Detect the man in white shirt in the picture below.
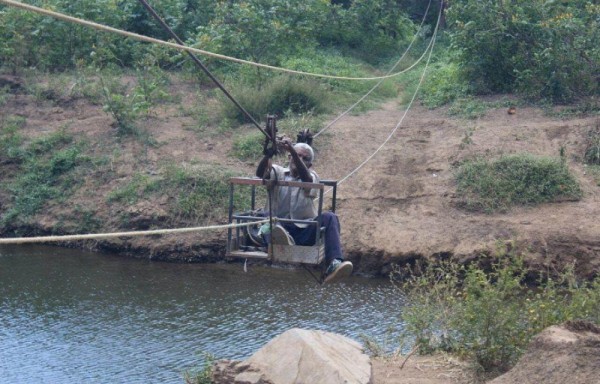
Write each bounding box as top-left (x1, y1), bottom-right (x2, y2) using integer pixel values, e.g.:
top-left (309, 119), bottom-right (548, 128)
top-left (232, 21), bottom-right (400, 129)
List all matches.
top-left (256, 139), bottom-right (347, 277)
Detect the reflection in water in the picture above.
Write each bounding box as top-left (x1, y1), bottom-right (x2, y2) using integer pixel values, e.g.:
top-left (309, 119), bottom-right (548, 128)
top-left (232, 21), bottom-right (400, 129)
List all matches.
top-left (0, 245), bottom-right (405, 383)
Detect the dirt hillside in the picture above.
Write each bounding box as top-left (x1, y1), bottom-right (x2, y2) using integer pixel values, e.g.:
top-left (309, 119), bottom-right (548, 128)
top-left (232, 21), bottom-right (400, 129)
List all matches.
top-left (320, 101), bottom-right (600, 279)
top-left (1, 74), bottom-right (599, 279)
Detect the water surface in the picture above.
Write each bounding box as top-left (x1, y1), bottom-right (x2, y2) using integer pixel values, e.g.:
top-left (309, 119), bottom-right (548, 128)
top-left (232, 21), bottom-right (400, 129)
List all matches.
top-left (0, 245), bottom-right (405, 383)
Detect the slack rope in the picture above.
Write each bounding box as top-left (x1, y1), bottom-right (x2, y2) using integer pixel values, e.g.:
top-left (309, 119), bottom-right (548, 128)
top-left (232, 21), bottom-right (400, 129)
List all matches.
top-left (0, 0), bottom-right (432, 81)
top-left (0, 219), bottom-right (269, 244)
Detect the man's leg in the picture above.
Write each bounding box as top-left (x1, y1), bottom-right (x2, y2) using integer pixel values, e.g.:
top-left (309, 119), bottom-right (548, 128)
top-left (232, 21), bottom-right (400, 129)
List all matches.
top-left (282, 212), bottom-right (343, 262)
top-left (282, 222), bottom-right (315, 246)
top-left (321, 211), bottom-right (343, 264)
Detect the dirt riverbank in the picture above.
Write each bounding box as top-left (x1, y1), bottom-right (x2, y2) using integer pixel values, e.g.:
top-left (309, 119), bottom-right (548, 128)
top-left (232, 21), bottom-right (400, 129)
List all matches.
top-left (1, 73), bottom-right (598, 279)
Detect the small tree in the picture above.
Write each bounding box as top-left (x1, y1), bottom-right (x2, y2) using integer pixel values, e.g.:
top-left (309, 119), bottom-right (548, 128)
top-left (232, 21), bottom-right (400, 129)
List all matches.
top-left (447, 0), bottom-right (600, 102)
top-left (192, 0), bottom-right (327, 85)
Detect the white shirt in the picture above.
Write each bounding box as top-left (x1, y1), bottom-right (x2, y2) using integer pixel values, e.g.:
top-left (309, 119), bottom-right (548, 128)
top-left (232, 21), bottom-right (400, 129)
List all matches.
top-left (268, 164), bottom-right (319, 227)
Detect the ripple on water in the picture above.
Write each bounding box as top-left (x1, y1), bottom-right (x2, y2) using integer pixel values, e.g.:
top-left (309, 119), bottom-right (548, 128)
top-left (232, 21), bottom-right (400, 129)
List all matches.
top-left (0, 245), bottom-right (406, 383)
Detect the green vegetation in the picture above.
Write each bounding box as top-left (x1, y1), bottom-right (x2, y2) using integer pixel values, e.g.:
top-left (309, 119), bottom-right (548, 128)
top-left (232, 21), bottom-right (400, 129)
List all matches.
top-left (161, 164), bottom-right (240, 222)
top-left (183, 353), bottom-right (214, 384)
top-left (1, 0), bottom-right (598, 110)
top-left (107, 173), bottom-right (157, 205)
top-left (585, 123), bottom-right (600, 186)
top-left (419, 59), bottom-right (470, 109)
top-left (0, 0), bottom-right (596, 231)
top-left (0, 115), bottom-right (25, 161)
top-left (585, 122), bottom-right (600, 166)
top-left (232, 131), bottom-right (264, 163)
top-left (105, 163), bottom-right (251, 225)
top-left (394, 255), bottom-right (600, 373)
top-left (447, 1), bottom-right (600, 103)
top-left (455, 153), bottom-right (582, 213)
top-left (221, 76), bottom-right (329, 124)
top-left (0, 127), bottom-right (90, 226)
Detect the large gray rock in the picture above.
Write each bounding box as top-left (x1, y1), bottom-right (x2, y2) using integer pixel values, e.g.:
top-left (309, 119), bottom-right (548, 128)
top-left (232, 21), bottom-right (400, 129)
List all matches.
top-left (213, 328), bottom-right (372, 384)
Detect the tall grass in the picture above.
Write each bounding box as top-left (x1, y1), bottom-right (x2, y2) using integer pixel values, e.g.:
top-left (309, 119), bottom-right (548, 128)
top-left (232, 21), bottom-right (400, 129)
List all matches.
top-left (220, 75), bottom-right (329, 124)
top-left (455, 153), bottom-right (582, 213)
top-left (584, 122), bottom-right (600, 165)
top-left (1, 128), bottom-right (90, 226)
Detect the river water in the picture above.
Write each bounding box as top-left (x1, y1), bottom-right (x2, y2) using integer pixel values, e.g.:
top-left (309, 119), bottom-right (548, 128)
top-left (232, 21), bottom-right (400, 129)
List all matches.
top-left (0, 245), bottom-right (406, 383)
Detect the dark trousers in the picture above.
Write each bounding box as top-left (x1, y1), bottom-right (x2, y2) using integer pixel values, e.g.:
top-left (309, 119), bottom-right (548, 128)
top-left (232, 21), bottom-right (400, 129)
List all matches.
top-left (282, 211), bottom-right (343, 264)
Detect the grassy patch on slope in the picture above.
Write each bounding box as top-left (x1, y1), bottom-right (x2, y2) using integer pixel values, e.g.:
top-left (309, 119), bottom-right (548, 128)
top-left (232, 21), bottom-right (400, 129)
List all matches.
top-left (455, 153), bottom-right (582, 213)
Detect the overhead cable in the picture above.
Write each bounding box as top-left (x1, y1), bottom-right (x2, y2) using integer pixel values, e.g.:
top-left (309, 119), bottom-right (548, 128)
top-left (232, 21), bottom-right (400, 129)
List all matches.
top-left (136, 0), bottom-right (266, 136)
top-left (0, 0), bottom-right (436, 81)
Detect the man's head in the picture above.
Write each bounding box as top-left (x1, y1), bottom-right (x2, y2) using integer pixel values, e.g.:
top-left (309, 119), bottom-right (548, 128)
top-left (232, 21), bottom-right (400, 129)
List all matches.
top-left (293, 143), bottom-right (314, 165)
top-left (288, 142), bottom-right (314, 176)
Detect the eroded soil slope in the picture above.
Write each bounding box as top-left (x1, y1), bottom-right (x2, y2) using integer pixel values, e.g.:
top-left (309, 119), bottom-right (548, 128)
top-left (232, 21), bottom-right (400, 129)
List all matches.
top-left (1, 74), bottom-right (599, 278)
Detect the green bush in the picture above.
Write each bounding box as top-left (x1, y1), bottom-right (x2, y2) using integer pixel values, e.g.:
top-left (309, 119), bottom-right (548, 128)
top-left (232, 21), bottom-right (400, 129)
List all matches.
top-left (455, 153), bottom-right (582, 213)
top-left (393, 256), bottom-right (600, 373)
top-left (317, 0), bottom-right (416, 64)
top-left (1, 130), bottom-right (89, 225)
top-left (221, 76), bottom-right (328, 124)
top-left (97, 65), bottom-right (164, 138)
top-left (447, 1), bottom-right (600, 102)
top-left (420, 61), bottom-right (471, 109)
top-left (0, 1), bottom-right (136, 71)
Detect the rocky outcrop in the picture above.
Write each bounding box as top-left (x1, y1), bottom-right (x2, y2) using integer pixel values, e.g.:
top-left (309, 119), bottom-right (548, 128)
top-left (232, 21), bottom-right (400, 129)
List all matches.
top-left (488, 321), bottom-right (600, 384)
top-left (212, 328), bottom-right (372, 384)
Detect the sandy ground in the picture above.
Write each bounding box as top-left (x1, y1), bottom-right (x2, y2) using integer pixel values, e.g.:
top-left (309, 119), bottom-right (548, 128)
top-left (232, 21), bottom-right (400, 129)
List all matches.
top-left (372, 354), bottom-right (480, 384)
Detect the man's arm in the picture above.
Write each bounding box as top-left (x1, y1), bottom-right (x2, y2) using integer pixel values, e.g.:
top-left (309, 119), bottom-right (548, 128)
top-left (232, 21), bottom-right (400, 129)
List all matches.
top-left (256, 154), bottom-right (272, 179)
top-left (288, 148), bottom-right (312, 183)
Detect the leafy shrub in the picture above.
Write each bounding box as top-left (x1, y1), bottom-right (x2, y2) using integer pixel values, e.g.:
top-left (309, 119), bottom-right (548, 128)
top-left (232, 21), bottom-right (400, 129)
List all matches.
top-left (0, 1), bottom-right (135, 71)
top-left (97, 65), bottom-right (165, 138)
top-left (99, 74), bottom-right (139, 135)
top-left (455, 153), bottom-right (582, 213)
top-left (447, 1), bottom-right (600, 102)
top-left (393, 256), bottom-right (600, 373)
top-left (194, 0), bottom-right (326, 69)
top-left (420, 61), bottom-right (470, 108)
top-left (317, 0), bottom-right (416, 64)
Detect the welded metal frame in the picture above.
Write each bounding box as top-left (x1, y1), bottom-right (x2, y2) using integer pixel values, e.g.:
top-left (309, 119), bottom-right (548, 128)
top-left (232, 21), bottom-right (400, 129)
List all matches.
top-left (226, 177), bottom-right (337, 265)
